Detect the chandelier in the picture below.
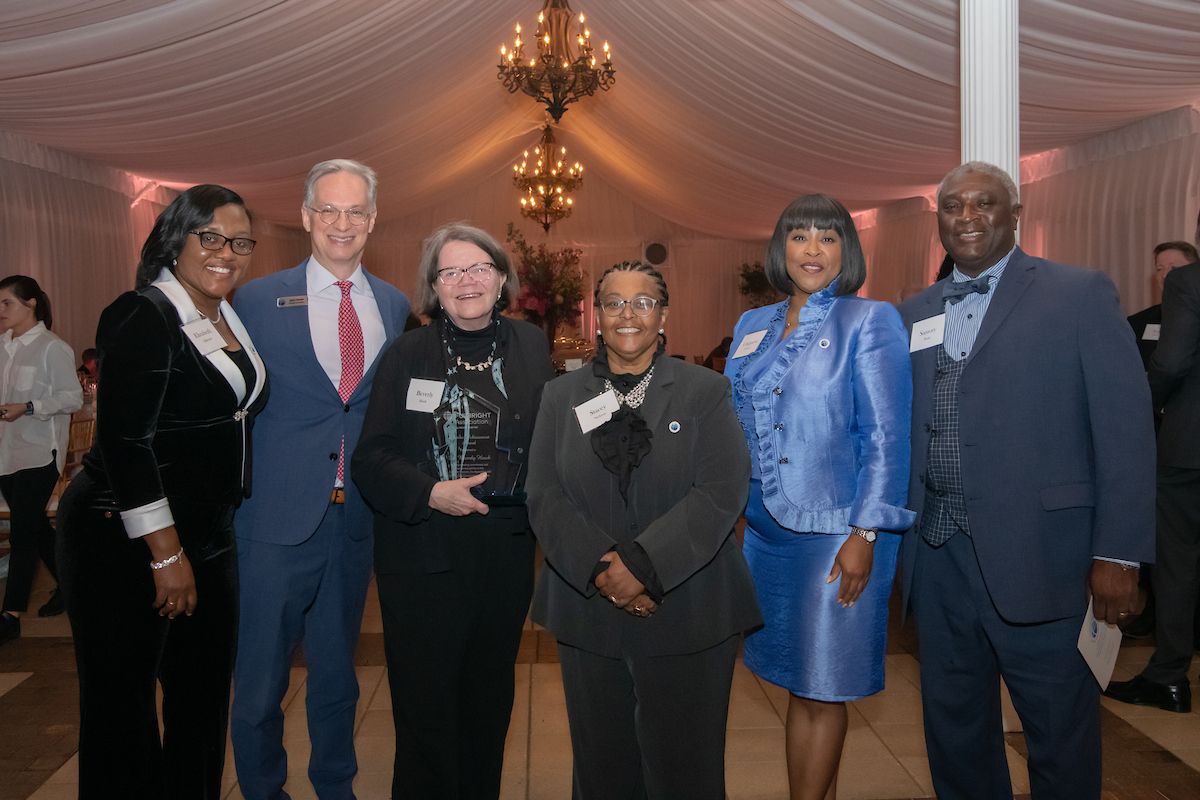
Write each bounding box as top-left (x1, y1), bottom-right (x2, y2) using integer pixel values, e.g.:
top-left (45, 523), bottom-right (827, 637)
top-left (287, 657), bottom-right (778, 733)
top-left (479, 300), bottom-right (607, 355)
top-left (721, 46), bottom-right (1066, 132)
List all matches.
top-left (513, 125), bottom-right (583, 232)
top-left (498, 0), bottom-right (615, 123)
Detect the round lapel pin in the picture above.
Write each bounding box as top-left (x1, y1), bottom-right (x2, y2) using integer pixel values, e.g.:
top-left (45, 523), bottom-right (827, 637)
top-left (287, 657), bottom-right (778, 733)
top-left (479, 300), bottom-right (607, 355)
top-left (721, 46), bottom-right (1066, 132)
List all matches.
top-left (818, 338), bottom-right (831, 349)
top-left (668, 420), bottom-right (681, 434)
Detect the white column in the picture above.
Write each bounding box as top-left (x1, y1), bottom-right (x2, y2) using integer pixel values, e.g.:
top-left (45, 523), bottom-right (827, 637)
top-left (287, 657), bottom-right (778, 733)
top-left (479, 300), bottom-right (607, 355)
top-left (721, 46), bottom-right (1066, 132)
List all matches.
top-left (960, 0), bottom-right (1020, 190)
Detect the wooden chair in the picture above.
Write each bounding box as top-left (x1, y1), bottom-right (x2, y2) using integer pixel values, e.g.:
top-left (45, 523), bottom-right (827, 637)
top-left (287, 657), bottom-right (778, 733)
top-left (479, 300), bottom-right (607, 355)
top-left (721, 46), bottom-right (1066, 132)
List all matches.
top-left (49, 417), bottom-right (96, 516)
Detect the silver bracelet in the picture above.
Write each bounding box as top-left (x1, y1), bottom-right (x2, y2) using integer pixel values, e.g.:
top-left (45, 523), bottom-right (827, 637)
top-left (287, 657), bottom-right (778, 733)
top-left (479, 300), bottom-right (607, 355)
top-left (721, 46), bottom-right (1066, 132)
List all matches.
top-left (150, 547), bottom-right (184, 571)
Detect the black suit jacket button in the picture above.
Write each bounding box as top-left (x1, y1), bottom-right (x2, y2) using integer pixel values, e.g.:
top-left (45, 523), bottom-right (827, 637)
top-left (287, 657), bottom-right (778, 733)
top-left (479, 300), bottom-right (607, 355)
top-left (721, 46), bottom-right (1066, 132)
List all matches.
top-left (344, 404), bottom-right (350, 412)
top-left (924, 423), bottom-right (931, 432)
top-left (329, 453), bottom-right (338, 461)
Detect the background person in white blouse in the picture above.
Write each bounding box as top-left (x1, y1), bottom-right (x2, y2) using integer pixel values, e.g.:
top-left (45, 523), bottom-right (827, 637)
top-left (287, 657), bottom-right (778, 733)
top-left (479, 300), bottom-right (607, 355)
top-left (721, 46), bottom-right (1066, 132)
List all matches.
top-left (0, 275), bottom-right (81, 645)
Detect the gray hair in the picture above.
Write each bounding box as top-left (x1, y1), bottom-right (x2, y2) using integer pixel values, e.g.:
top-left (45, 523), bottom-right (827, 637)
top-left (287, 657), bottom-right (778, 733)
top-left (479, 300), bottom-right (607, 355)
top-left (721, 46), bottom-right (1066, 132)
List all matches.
top-left (303, 159), bottom-right (378, 210)
top-left (937, 161), bottom-right (1020, 206)
top-left (414, 223), bottom-right (519, 319)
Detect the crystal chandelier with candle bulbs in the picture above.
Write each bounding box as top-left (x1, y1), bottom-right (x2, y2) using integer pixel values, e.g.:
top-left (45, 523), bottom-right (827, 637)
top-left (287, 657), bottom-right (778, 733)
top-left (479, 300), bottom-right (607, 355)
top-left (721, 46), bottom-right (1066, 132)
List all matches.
top-left (498, 0), bottom-right (615, 123)
top-left (513, 125), bottom-right (583, 232)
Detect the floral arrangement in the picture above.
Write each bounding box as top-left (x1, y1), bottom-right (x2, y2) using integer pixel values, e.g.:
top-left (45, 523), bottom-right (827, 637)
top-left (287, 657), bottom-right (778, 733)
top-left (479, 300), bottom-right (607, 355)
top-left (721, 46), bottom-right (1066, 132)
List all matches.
top-left (507, 223), bottom-right (586, 337)
top-left (739, 261), bottom-right (782, 308)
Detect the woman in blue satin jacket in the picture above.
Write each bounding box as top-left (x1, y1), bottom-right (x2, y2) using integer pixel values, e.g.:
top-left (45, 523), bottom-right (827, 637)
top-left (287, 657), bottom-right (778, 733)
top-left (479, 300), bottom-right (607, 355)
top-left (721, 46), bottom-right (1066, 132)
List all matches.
top-left (725, 194), bottom-right (914, 800)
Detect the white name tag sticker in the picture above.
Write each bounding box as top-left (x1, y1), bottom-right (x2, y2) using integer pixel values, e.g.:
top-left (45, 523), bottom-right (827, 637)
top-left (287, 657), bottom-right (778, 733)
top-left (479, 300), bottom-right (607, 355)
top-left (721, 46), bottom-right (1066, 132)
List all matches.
top-left (1142, 324), bottom-right (1161, 341)
top-left (732, 330), bottom-right (768, 359)
top-left (564, 358), bottom-right (584, 372)
top-left (910, 314), bottom-right (946, 352)
top-left (405, 379), bottom-right (445, 413)
top-left (181, 318), bottom-right (225, 356)
top-left (574, 389), bottom-right (620, 434)
top-left (277, 295), bottom-right (308, 308)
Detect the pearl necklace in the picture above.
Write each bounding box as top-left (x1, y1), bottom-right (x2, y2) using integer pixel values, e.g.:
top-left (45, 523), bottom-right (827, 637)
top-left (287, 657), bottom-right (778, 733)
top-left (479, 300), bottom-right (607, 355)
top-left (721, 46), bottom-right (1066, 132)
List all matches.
top-left (455, 354), bottom-right (495, 372)
top-left (605, 365), bottom-right (655, 409)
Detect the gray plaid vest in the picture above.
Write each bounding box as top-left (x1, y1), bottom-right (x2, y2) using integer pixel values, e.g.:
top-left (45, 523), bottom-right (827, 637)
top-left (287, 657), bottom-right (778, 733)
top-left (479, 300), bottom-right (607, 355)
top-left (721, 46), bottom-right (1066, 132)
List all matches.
top-left (920, 347), bottom-right (971, 546)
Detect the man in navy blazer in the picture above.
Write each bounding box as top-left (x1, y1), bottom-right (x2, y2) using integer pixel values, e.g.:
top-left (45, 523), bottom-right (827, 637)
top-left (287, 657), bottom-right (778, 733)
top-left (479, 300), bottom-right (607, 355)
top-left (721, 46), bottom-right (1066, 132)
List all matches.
top-left (897, 162), bottom-right (1155, 800)
top-left (230, 160), bottom-right (410, 800)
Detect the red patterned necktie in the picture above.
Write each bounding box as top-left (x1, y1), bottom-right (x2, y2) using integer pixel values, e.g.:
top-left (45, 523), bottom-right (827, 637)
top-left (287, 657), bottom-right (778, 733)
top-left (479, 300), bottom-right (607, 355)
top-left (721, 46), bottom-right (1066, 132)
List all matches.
top-left (336, 280), bottom-right (364, 483)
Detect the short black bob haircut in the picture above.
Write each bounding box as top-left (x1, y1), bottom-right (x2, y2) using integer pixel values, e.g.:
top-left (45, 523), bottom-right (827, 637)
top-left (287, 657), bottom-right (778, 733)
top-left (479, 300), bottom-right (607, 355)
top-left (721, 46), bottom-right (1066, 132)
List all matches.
top-left (764, 194), bottom-right (866, 298)
top-left (135, 185), bottom-right (249, 289)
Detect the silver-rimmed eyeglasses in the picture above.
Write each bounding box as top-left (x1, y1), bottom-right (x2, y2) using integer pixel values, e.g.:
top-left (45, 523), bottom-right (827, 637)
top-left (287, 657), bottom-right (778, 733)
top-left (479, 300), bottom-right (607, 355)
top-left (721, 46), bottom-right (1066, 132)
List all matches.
top-left (190, 231), bottom-right (256, 256)
top-left (598, 296), bottom-right (660, 317)
top-left (437, 263), bottom-right (497, 285)
top-left (306, 206), bottom-right (372, 226)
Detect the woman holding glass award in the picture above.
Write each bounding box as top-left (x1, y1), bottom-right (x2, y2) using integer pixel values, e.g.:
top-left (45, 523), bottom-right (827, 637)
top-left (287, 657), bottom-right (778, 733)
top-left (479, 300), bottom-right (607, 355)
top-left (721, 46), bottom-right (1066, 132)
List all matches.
top-left (353, 222), bottom-right (554, 800)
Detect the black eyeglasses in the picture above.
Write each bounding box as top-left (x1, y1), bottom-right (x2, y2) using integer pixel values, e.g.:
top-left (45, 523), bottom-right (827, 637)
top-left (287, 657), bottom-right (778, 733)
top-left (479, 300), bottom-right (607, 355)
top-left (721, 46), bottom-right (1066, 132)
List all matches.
top-left (437, 263), bottom-right (497, 285)
top-left (190, 231), bottom-right (256, 256)
top-left (598, 296), bottom-right (660, 317)
top-left (306, 206), bottom-right (372, 226)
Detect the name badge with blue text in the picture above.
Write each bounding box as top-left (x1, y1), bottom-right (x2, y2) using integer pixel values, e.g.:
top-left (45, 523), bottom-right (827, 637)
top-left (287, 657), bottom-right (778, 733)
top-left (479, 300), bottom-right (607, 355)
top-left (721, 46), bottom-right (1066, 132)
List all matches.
top-left (574, 390), bottom-right (620, 434)
top-left (181, 318), bottom-right (224, 356)
top-left (1142, 324), bottom-right (1161, 341)
top-left (277, 295), bottom-right (309, 308)
top-left (732, 330), bottom-right (768, 358)
top-left (406, 379), bottom-right (446, 413)
top-left (910, 314), bottom-right (946, 353)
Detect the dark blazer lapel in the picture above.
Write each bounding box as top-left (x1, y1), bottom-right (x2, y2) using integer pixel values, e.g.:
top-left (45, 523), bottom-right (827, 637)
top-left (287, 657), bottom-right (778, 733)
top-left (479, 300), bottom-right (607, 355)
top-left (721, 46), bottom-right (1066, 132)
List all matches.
top-left (352, 269), bottom-right (396, 401)
top-left (965, 248), bottom-right (1035, 367)
top-left (282, 262), bottom-right (341, 403)
top-left (908, 289), bottom-right (943, 396)
top-left (638, 354), bottom-right (678, 434)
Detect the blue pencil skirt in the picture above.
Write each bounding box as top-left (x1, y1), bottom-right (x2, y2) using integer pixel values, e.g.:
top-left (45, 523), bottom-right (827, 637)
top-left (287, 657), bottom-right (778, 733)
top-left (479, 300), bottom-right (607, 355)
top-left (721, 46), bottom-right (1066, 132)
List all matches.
top-left (742, 480), bottom-right (899, 702)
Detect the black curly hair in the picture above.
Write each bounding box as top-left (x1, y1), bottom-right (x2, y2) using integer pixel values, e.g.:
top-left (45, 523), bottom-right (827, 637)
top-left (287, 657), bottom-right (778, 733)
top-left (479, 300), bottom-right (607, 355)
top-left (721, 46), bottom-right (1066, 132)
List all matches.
top-left (593, 260), bottom-right (669, 307)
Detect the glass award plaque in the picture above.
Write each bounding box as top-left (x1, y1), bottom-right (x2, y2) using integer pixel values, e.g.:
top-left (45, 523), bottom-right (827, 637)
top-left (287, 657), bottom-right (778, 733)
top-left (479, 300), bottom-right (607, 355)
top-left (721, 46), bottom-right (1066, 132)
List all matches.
top-left (432, 386), bottom-right (524, 504)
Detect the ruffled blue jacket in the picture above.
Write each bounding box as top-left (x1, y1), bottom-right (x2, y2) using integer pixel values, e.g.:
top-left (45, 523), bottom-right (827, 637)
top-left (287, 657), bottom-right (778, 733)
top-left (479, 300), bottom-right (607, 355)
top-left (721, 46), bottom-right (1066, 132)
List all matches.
top-left (726, 285), bottom-right (915, 535)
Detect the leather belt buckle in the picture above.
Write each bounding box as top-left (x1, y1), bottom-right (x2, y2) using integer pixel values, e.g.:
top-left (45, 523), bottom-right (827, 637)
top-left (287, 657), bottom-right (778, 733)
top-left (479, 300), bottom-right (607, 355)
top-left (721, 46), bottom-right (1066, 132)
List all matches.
top-left (330, 488), bottom-right (345, 504)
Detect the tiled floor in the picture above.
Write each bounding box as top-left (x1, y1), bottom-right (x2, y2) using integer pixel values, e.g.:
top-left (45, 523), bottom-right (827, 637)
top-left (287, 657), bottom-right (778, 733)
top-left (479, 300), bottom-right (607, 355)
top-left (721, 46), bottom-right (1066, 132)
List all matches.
top-left (3, 561), bottom-right (1200, 800)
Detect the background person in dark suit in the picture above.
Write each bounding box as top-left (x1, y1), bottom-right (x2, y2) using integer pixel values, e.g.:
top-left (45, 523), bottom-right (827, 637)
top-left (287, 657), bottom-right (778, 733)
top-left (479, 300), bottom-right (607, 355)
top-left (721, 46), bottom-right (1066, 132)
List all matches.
top-left (1105, 236), bottom-right (1200, 714)
top-left (1127, 242), bottom-right (1197, 370)
top-left (353, 223), bottom-right (555, 799)
top-left (1120, 241), bottom-right (1197, 640)
top-left (897, 162), bottom-right (1155, 800)
top-left (527, 261), bottom-right (761, 800)
top-left (230, 160), bottom-right (410, 800)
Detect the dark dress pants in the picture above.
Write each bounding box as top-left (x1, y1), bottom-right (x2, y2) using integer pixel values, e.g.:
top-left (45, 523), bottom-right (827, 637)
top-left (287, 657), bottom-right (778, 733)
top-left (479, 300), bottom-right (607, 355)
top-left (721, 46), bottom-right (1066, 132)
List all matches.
top-left (912, 531), bottom-right (1101, 800)
top-left (0, 457), bottom-right (60, 612)
top-left (57, 474), bottom-right (239, 800)
top-left (231, 503), bottom-right (373, 800)
top-left (1142, 466), bottom-right (1200, 685)
top-left (557, 634), bottom-right (739, 800)
top-left (377, 524), bottom-right (535, 800)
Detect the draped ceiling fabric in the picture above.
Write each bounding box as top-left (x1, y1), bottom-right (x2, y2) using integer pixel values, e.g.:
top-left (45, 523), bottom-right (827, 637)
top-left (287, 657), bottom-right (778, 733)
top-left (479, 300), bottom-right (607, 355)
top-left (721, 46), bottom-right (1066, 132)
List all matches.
top-left (2, 0), bottom-right (1200, 358)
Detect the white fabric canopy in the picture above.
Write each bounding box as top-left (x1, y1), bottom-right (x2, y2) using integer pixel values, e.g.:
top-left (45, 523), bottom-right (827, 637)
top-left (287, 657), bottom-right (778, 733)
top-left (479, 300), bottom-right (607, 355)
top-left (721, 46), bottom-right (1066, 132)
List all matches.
top-left (2, 0), bottom-right (1200, 361)
top-left (2, 0), bottom-right (1198, 237)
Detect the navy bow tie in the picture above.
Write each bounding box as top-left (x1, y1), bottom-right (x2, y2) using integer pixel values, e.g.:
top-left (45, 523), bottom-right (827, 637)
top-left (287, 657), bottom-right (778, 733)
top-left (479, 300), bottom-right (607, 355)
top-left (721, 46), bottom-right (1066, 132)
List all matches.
top-left (942, 275), bottom-right (992, 305)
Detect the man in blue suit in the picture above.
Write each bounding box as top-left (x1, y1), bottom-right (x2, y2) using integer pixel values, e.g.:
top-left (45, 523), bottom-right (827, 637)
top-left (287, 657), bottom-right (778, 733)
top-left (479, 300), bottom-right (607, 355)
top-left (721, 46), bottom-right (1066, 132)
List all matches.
top-left (230, 159), bottom-right (411, 800)
top-left (897, 162), bottom-right (1155, 799)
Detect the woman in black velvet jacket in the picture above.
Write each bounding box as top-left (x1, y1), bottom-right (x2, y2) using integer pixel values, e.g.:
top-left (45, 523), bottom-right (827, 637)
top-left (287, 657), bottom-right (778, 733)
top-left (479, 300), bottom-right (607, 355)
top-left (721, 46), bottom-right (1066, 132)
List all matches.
top-left (57, 186), bottom-right (268, 800)
top-left (353, 222), bottom-right (554, 800)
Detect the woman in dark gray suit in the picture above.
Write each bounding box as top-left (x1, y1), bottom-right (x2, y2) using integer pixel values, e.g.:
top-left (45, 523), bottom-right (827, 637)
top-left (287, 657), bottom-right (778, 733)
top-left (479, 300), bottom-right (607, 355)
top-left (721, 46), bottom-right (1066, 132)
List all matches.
top-left (527, 260), bottom-right (761, 800)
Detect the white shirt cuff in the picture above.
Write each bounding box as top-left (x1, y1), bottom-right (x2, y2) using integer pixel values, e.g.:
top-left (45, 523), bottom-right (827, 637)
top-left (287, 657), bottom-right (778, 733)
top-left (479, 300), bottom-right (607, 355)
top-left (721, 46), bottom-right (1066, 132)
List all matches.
top-left (119, 498), bottom-right (175, 539)
top-left (1092, 556), bottom-right (1139, 568)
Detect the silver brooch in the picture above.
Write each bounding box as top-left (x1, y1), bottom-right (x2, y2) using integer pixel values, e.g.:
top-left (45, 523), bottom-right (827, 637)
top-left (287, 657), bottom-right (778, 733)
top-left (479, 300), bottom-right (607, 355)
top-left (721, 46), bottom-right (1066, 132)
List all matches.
top-left (818, 338), bottom-right (831, 349)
